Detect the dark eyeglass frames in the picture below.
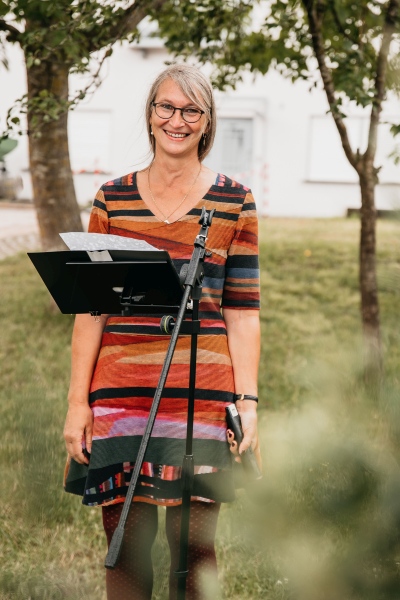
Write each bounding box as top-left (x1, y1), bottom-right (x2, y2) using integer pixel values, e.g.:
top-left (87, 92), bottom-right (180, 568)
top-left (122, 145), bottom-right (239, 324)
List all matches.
top-left (152, 102), bottom-right (205, 123)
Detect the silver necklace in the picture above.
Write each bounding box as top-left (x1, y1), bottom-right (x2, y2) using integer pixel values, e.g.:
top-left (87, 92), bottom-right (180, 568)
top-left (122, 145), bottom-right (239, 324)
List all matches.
top-left (147, 163), bottom-right (202, 225)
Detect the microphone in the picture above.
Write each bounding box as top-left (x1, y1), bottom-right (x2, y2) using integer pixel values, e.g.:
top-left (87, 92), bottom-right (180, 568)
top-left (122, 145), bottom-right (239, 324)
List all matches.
top-left (226, 404), bottom-right (262, 480)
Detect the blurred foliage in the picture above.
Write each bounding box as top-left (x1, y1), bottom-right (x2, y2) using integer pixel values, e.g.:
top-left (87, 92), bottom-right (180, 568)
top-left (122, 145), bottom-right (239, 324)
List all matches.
top-left (0, 0), bottom-right (141, 71)
top-left (0, 0), bottom-right (147, 137)
top-left (151, 0), bottom-right (255, 89)
top-left (233, 377), bottom-right (400, 600)
top-left (155, 0), bottom-right (400, 173)
top-left (1, 1), bottom-right (399, 137)
top-left (3, 0), bottom-right (397, 130)
top-left (156, 0), bottom-right (400, 103)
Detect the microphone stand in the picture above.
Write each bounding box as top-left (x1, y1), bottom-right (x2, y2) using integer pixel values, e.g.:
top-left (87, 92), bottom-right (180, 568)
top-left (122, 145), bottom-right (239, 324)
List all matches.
top-left (105, 207), bottom-right (215, 600)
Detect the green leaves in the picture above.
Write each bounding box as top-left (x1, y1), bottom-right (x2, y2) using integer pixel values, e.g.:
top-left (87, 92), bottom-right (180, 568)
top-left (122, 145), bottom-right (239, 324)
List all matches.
top-left (1, 1), bottom-right (151, 136)
top-left (2, 0), bottom-right (399, 131)
top-left (386, 53), bottom-right (400, 93)
top-left (1, 95), bottom-right (27, 141)
top-left (390, 123), bottom-right (400, 137)
top-left (155, 0), bottom-right (255, 89)
top-left (154, 0), bottom-right (399, 103)
top-left (5, 1), bottom-right (145, 64)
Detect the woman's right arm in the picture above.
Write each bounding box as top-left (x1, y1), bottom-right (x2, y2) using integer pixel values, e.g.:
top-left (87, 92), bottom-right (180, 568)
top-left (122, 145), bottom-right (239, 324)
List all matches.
top-left (63, 313), bottom-right (108, 465)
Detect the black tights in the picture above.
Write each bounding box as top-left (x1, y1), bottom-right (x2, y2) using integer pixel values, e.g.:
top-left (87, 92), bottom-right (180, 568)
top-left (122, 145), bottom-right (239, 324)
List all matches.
top-left (102, 501), bottom-right (221, 600)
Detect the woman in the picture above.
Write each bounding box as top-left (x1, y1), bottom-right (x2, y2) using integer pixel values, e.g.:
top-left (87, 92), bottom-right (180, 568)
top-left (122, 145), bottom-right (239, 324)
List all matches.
top-left (64, 64), bottom-right (261, 600)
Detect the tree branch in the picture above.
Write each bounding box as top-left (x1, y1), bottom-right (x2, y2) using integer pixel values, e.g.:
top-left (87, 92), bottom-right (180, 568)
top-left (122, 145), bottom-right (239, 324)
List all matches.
top-left (103, 0), bottom-right (147, 42)
top-left (365, 0), bottom-right (399, 163)
top-left (302, 0), bottom-right (358, 170)
top-left (0, 19), bottom-right (22, 43)
top-left (87, 0), bottom-right (167, 53)
top-left (327, 0), bottom-right (358, 45)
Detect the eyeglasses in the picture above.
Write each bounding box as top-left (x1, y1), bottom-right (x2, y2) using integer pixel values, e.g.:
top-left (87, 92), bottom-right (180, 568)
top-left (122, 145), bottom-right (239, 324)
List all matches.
top-left (152, 102), bottom-right (205, 123)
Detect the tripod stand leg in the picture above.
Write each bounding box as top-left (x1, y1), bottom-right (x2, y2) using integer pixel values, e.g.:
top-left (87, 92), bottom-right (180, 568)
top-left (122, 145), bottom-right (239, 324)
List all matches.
top-left (175, 298), bottom-right (199, 600)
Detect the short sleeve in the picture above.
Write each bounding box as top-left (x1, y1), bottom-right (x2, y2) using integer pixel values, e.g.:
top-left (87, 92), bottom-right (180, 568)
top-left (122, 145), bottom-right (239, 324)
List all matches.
top-left (221, 191), bottom-right (260, 310)
top-left (88, 187), bottom-right (109, 234)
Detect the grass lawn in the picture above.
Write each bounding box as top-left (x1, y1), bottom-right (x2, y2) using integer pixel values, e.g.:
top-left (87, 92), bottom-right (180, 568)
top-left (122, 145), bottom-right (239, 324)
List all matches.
top-left (0, 217), bottom-right (399, 599)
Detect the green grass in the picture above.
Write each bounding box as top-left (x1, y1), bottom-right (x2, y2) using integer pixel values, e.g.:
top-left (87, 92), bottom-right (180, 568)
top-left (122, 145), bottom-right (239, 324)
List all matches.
top-left (0, 218), bottom-right (399, 599)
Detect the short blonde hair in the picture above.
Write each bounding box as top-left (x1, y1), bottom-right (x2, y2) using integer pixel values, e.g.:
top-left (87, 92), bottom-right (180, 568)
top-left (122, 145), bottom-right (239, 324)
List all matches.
top-left (145, 64), bottom-right (216, 162)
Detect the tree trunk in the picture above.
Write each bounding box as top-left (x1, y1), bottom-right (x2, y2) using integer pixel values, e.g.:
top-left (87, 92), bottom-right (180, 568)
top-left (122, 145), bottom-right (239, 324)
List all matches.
top-left (26, 60), bottom-right (83, 250)
top-left (358, 163), bottom-right (382, 379)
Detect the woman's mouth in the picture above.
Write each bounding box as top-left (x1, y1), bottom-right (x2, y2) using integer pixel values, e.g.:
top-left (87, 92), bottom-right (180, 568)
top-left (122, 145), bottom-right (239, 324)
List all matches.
top-left (164, 130), bottom-right (189, 139)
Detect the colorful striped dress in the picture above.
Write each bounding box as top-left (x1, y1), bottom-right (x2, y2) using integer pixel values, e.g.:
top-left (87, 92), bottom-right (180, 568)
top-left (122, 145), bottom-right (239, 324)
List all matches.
top-left (64, 172), bottom-right (260, 507)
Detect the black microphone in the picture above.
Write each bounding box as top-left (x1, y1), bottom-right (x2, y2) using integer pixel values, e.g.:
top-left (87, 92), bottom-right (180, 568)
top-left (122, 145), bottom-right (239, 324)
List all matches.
top-left (226, 404), bottom-right (262, 480)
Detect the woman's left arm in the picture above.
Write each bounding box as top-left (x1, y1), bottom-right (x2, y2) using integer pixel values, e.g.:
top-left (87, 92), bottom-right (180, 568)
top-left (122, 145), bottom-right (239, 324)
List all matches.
top-left (224, 308), bottom-right (261, 464)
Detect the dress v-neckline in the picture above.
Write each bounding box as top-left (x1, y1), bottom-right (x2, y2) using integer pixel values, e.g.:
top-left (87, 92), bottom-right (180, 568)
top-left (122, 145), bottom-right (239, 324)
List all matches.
top-left (134, 171), bottom-right (220, 225)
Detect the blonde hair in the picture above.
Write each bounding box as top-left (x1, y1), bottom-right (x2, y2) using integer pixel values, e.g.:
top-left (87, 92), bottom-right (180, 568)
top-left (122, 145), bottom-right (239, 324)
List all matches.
top-left (145, 64), bottom-right (216, 162)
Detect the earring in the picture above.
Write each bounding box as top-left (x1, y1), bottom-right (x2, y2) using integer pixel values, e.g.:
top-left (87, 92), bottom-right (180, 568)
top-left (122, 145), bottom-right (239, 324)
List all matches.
top-left (202, 133), bottom-right (207, 143)
top-left (150, 127), bottom-right (154, 136)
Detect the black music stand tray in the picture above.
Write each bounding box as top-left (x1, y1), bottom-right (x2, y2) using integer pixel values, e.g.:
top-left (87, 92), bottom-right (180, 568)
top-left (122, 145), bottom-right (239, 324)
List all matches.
top-left (28, 207), bottom-right (215, 600)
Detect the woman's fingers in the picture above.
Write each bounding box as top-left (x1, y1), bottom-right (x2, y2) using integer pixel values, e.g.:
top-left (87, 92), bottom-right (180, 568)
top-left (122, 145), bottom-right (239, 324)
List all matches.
top-left (240, 426), bottom-right (262, 471)
top-left (237, 409), bottom-right (257, 454)
top-left (227, 429), bottom-right (237, 452)
top-left (66, 440), bottom-right (88, 465)
top-left (64, 432), bottom-right (90, 464)
top-left (85, 424), bottom-right (93, 456)
top-left (227, 427), bottom-right (262, 472)
top-left (226, 429), bottom-right (241, 462)
top-left (227, 406), bottom-right (263, 472)
top-left (64, 404), bottom-right (93, 465)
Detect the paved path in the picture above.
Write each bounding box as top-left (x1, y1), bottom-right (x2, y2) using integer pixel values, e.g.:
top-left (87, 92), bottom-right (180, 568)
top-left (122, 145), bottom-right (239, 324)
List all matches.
top-left (0, 203), bottom-right (89, 260)
top-left (0, 204), bottom-right (38, 260)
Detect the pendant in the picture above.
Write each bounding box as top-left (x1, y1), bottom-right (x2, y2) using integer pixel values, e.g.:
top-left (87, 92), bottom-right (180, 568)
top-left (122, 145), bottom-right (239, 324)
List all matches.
top-left (164, 219), bottom-right (170, 224)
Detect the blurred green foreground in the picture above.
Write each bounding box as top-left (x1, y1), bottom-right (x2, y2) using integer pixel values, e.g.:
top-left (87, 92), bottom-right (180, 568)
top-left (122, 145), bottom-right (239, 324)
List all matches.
top-left (0, 218), bottom-right (399, 599)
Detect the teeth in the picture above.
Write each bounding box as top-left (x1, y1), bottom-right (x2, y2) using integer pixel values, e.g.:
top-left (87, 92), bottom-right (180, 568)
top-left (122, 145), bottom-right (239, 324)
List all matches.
top-left (166, 132), bottom-right (187, 138)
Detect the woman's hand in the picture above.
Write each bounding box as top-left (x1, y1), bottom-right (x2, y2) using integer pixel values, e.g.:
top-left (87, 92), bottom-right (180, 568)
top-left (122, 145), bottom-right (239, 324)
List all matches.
top-left (64, 402), bottom-right (93, 465)
top-left (227, 400), bottom-right (262, 470)
top-left (64, 313), bottom-right (108, 465)
top-left (223, 309), bottom-right (262, 470)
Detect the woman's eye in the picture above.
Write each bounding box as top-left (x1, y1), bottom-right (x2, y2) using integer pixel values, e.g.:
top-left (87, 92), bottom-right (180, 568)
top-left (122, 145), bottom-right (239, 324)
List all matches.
top-left (161, 103), bottom-right (173, 110)
top-left (185, 108), bottom-right (200, 115)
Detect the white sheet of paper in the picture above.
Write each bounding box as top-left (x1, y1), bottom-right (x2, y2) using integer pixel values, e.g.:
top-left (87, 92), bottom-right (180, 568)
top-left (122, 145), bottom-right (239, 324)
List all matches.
top-left (60, 232), bottom-right (160, 252)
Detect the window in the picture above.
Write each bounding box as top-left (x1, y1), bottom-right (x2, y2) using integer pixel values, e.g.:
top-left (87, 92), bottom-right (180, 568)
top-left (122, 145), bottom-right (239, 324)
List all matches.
top-left (205, 118), bottom-right (254, 189)
top-left (307, 115), bottom-right (400, 184)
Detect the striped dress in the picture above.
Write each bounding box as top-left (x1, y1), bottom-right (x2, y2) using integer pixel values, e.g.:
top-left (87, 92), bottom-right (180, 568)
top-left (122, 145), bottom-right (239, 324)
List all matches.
top-left (64, 172), bottom-right (260, 507)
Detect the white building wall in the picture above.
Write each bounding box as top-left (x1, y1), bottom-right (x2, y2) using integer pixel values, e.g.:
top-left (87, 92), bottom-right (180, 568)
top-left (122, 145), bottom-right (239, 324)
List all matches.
top-left (1, 40), bottom-right (399, 216)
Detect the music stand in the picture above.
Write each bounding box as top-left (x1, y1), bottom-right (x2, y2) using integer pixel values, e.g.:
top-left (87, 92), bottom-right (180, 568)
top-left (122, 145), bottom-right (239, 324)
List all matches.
top-left (28, 247), bottom-right (184, 315)
top-left (28, 207), bottom-right (215, 600)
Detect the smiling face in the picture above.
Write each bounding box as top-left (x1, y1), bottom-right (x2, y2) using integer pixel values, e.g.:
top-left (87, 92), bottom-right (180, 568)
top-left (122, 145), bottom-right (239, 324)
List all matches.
top-left (150, 78), bottom-right (207, 161)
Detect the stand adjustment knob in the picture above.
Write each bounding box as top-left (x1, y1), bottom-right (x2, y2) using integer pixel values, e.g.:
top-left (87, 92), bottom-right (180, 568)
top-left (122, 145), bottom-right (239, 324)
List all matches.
top-left (160, 315), bottom-right (175, 334)
top-left (179, 264), bottom-right (189, 286)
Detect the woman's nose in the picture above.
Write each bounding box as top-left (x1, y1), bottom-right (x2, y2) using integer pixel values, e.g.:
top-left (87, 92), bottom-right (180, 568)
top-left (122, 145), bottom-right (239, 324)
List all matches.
top-left (169, 109), bottom-right (185, 127)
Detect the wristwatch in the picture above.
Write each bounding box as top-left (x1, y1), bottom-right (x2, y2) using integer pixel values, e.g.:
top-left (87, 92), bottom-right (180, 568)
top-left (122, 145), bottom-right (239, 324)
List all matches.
top-left (234, 394), bottom-right (258, 403)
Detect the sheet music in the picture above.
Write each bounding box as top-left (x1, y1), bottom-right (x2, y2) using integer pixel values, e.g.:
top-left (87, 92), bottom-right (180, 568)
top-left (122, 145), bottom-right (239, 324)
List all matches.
top-left (60, 232), bottom-right (160, 252)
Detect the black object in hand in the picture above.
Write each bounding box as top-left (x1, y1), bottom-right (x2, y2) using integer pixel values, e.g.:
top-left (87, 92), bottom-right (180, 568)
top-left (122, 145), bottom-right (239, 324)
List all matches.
top-left (226, 404), bottom-right (262, 480)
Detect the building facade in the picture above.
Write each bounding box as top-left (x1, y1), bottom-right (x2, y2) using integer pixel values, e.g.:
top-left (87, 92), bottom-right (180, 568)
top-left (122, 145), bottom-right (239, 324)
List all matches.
top-left (1, 33), bottom-right (400, 217)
